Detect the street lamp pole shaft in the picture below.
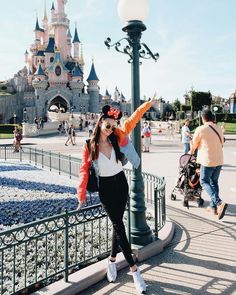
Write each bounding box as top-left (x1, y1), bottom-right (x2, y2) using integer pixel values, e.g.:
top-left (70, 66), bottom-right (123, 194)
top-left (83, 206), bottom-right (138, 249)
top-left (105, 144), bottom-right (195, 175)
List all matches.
top-left (125, 22), bottom-right (152, 247)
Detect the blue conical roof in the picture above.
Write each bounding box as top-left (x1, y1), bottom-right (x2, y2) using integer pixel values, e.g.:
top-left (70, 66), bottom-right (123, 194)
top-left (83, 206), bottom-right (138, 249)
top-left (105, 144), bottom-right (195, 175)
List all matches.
top-left (35, 17), bottom-right (44, 32)
top-left (72, 64), bottom-right (83, 77)
top-left (36, 50), bottom-right (45, 56)
top-left (35, 64), bottom-right (45, 76)
top-left (45, 36), bottom-right (55, 53)
top-left (51, 2), bottom-right (55, 10)
top-left (87, 62), bottom-right (99, 81)
top-left (105, 89), bottom-right (110, 96)
top-left (72, 27), bottom-right (80, 43)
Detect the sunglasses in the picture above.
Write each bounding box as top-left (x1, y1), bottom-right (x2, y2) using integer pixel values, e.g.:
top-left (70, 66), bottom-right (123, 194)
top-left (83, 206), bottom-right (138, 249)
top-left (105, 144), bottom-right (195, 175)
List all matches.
top-left (105, 123), bottom-right (116, 131)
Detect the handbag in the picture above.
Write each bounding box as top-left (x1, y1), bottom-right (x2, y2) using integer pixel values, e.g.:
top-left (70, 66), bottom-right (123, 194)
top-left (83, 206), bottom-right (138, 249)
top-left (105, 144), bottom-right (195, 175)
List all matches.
top-left (86, 140), bottom-right (99, 193)
top-left (86, 162), bottom-right (99, 193)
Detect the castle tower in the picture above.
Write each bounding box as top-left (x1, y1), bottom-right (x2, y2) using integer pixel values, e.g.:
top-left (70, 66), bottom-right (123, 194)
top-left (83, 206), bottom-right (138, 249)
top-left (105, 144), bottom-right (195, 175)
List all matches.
top-left (44, 35), bottom-right (55, 66)
top-left (66, 28), bottom-right (72, 59)
top-left (113, 86), bottom-right (120, 101)
top-left (72, 27), bottom-right (80, 62)
top-left (103, 89), bottom-right (111, 100)
top-left (79, 43), bottom-right (85, 73)
top-left (87, 61), bottom-right (99, 113)
top-left (34, 17), bottom-right (44, 47)
top-left (21, 0), bottom-right (102, 123)
top-left (42, 1), bottom-right (49, 46)
top-left (51, 0), bottom-right (69, 60)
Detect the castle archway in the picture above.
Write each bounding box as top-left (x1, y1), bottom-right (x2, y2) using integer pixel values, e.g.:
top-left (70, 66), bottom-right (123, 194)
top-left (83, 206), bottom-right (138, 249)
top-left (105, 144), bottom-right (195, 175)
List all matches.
top-left (48, 96), bottom-right (69, 113)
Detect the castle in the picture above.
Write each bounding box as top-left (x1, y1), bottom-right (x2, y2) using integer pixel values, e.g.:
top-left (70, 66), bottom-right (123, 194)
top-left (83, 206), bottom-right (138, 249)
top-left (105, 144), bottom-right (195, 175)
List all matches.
top-left (0, 0), bottom-right (132, 124)
top-left (25, 0), bottom-right (100, 123)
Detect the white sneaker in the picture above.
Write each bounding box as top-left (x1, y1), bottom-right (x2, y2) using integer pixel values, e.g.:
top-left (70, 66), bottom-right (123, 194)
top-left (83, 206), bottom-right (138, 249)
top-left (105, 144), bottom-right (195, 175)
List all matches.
top-left (132, 268), bottom-right (147, 294)
top-left (107, 259), bottom-right (117, 282)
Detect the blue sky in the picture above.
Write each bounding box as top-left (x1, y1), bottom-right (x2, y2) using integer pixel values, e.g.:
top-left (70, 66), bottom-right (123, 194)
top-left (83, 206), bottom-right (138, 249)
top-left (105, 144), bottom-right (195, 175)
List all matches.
top-left (0, 0), bottom-right (235, 102)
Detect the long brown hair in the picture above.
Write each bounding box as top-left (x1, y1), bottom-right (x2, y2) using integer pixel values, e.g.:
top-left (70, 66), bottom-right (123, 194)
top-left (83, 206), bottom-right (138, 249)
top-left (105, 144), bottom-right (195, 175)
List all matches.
top-left (88, 116), bottom-right (123, 162)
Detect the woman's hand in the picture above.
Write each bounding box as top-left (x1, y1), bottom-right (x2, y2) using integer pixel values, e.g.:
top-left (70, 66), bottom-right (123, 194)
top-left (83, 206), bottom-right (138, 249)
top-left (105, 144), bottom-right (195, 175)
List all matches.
top-left (150, 92), bottom-right (158, 107)
top-left (77, 201), bottom-right (84, 210)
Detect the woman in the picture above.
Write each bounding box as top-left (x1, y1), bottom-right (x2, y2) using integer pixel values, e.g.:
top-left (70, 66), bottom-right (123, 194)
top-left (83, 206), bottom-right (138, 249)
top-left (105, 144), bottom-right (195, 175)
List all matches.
top-left (77, 94), bottom-right (157, 294)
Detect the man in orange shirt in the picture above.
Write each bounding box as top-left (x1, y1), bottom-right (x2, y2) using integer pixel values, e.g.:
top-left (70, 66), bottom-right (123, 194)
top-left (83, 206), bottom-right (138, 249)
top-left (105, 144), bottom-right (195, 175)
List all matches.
top-left (189, 110), bottom-right (228, 219)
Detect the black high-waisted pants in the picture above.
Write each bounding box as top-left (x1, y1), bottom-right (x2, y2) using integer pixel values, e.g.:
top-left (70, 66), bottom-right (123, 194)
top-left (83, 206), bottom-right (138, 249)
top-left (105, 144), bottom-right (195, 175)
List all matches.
top-left (99, 171), bottom-right (135, 267)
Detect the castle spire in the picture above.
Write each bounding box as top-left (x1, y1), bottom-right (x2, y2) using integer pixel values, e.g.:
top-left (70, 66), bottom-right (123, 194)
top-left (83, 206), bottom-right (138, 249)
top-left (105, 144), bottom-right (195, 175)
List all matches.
top-left (35, 63), bottom-right (45, 76)
top-left (87, 60), bottom-right (99, 81)
top-left (43, 0), bottom-right (48, 21)
top-left (72, 27), bottom-right (80, 43)
top-left (51, 1), bottom-right (55, 10)
top-left (35, 17), bottom-right (44, 32)
top-left (35, 17), bottom-right (40, 31)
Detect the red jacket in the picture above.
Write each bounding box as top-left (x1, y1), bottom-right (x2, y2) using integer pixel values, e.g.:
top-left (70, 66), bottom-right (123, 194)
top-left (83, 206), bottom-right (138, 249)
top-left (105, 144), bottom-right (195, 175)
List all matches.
top-left (77, 101), bottom-right (151, 202)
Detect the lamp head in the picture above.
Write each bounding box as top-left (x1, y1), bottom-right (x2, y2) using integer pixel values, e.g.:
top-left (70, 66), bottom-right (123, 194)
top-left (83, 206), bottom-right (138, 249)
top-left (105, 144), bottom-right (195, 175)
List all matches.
top-left (118, 0), bottom-right (149, 23)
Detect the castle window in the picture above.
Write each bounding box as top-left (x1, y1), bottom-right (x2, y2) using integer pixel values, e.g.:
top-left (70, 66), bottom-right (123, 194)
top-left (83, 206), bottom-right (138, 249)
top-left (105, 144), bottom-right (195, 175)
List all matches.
top-left (55, 66), bottom-right (61, 76)
top-left (50, 57), bottom-right (54, 63)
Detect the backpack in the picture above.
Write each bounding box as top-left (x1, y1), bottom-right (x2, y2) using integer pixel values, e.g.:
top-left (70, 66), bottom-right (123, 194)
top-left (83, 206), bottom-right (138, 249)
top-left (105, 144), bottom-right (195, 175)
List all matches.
top-left (145, 130), bottom-right (151, 138)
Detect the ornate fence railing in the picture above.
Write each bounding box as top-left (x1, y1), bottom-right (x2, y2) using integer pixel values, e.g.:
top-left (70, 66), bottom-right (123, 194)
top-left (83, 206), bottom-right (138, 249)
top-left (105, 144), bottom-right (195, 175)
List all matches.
top-left (0, 145), bottom-right (166, 295)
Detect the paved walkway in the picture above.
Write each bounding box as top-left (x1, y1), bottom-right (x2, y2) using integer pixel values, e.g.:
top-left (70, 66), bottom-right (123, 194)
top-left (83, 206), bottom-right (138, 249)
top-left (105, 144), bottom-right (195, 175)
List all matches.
top-left (1, 132), bottom-right (236, 294)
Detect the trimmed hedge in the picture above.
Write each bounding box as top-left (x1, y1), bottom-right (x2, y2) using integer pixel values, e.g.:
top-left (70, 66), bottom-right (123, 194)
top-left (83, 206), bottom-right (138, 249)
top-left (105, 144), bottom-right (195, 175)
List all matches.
top-left (0, 124), bottom-right (21, 134)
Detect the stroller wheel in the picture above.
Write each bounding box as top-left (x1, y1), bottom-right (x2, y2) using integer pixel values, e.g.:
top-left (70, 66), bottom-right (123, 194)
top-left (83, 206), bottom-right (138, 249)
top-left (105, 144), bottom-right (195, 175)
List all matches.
top-left (183, 200), bottom-right (189, 208)
top-left (171, 193), bottom-right (176, 201)
top-left (197, 198), bottom-right (204, 207)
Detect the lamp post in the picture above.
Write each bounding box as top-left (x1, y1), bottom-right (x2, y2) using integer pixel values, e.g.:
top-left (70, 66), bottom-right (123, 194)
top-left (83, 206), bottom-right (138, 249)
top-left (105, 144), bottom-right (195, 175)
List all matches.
top-left (105, 0), bottom-right (159, 247)
top-left (213, 106), bottom-right (218, 123)
top-left (13, 112), bottom-right (16, 125)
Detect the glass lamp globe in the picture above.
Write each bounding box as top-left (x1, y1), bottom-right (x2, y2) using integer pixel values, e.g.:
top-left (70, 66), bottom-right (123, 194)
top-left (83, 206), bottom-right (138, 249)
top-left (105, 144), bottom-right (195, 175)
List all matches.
top-left (118, 0), bottom-right (149, 23)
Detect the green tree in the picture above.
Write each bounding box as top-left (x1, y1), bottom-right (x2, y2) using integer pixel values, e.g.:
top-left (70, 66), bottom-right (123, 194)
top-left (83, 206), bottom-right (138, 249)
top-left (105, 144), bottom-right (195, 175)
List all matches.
top-left (171, 98), bottom-right (181, 112)
top-left (190, 91), bottom-right (212, 111)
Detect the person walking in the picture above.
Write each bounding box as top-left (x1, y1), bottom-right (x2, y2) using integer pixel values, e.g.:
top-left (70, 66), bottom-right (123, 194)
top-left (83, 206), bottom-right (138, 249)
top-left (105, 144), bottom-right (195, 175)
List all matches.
top-left (142, 121), bottom-right (151, 152)
top-left (77, 94), bottom-right (157, 294)
top-left (64, 120), bottom-right (69, 136)
top-left (65, 124), bottom-right (76, 146)
top-left (181, 119), bottom-right (192, 154)
top-left (189, 110), bottom-right (227, 220)
top-left (88, 122), bottom-right (93, 137)
top-left (14, 128), bottom-right (23, 152)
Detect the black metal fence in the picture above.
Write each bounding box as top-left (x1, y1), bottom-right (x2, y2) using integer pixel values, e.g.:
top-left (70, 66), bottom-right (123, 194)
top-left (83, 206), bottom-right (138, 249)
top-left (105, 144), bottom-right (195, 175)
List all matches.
top-left (0, 145), bottom-right (166, 295)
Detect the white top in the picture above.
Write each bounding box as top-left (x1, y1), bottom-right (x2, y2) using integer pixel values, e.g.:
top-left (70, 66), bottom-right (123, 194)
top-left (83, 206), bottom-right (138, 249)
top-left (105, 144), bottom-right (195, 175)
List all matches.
top-left (181, 125), bottom-right (191, 143)
top-left (97, 148), bottom-right (123, 177)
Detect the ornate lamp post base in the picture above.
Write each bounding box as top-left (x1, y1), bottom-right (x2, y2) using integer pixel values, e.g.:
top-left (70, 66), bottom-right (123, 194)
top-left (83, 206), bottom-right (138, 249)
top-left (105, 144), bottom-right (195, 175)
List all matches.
top-left (130, 173), bottom-right (152, 247)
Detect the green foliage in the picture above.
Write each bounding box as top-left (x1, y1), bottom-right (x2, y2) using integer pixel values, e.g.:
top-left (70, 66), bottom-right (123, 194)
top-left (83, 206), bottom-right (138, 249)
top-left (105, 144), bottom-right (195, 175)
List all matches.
top-left (178, 111), bottom-right (185, 120)
top-left (161, 104), bottom-right (174, 120)
top-left (215, 113), bottom-right (236, 122)
top-left (190, 91), bottom-right (212, 111)
top-left (0, 124), bottom-right (21, 134)
top-left (171, 99), bottom-right (181, 112)
top-left (1, 85), bottom-right (7, 90)
top-left (180, 105), bottom-right (191, 112)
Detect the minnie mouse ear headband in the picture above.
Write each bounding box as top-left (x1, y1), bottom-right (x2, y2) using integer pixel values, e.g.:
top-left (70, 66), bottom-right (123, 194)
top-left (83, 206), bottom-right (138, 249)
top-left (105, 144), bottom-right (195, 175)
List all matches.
top-left (102, 105), bottom-right (122, 120)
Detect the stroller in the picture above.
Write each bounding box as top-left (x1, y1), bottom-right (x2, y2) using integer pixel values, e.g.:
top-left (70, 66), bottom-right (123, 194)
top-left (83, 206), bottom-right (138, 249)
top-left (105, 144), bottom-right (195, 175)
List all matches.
top-left (171, 154), bottom-right (204, 208)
